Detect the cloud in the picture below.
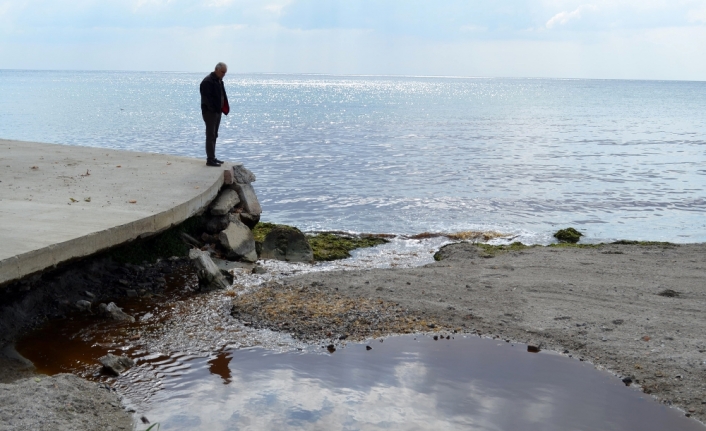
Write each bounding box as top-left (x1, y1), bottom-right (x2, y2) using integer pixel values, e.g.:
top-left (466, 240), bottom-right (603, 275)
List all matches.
top-left (459, 25), bottom-right (487, 33)
top-left (687, 6), bottom-right (706, 23)
top-left (546, 4), bottom-right (597, 29)
top-left (263, 0), bottom-right (292, 15)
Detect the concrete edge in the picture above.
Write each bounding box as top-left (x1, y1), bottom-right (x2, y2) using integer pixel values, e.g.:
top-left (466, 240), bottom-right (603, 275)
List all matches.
top-left (0, 172), bottom-right (224, 286)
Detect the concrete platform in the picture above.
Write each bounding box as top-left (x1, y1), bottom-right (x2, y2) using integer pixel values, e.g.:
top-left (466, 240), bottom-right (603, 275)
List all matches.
top-left (0, 139), bottom-right (227, 285)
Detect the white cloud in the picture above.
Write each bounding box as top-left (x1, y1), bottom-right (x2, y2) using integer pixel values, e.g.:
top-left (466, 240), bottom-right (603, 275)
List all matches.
top-left (207, 0), bottom-right (236, 7)
top-left (459, 25), bottom-right (487, 33)
top-left (546, 4), bottom-right (597, 29)
top-left (263, 0), bottom-right (292, 15)
top-left (687, 7), bottom-right (706, 23)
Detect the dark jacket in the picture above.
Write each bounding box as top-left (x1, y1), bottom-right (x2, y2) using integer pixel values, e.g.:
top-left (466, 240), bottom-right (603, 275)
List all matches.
top-left (200, 72), bottom-right (229, 115)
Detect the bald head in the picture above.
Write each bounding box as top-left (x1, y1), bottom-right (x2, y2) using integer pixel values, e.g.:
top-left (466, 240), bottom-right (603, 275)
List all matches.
top-left (214, 62), bottom-right (227, 79)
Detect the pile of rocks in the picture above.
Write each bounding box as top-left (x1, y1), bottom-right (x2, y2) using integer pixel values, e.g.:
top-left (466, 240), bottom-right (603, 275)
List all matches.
top-left (196, 164), bottom-right (315, 267)
top-left (199, 164), bottom-right (262, 263)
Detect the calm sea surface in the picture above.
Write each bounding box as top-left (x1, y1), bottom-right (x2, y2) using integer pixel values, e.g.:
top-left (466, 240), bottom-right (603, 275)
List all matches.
top-left (2, 71), bottom-right (705, 243)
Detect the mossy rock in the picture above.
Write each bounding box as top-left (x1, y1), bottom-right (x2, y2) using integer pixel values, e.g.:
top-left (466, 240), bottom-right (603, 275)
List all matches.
top-left (553, 227), bottom-right (583, 244)
top-left (253, 223), bottom-right (389, 261)
top-left (308, 233), bottom-right (389, 261)
top-left (252, 222), bottom-right (300, 243)
top-left (261, 227), bottom-right (314, 263)
top-left (433, 241), bottom-right (530, 260)
top-left (477, 242), bottom-right (530, 257)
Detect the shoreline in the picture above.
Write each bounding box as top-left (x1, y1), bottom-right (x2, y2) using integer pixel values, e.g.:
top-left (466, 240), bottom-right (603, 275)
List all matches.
top-left (2, 238), bottom-right (706, 429)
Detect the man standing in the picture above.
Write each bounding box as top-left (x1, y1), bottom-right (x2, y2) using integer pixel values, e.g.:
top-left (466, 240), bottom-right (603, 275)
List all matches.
top-left (200, 62), bottom-right (230, 166)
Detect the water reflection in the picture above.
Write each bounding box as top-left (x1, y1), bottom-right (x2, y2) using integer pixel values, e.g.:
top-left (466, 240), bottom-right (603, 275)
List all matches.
top-left (208, 352), bottom-right (232, 385)
top-left (147, 336), bottom-right (704, 431)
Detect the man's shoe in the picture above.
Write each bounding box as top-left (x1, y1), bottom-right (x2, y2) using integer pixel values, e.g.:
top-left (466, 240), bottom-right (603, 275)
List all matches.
top-left (214, 158), bottom-right (225, 164)
top-left (206, 160), bottom-right (220, 167)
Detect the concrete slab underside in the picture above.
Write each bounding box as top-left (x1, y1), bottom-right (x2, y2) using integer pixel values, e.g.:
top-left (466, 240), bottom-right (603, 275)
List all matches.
top-left (0, 139), bottom-right (225, 285)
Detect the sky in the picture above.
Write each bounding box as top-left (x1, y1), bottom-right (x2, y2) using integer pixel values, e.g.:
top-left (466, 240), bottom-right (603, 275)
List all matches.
top-left (0, 0), bottom-right (705, 80)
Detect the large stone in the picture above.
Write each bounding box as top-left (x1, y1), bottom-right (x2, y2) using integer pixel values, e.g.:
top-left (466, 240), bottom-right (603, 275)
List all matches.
top-left (99, 353), bottom-right (135, 375)
top-left (205, 215), bottom-right (230, 234)
top-left (223, 168), bottom-right (233, 185)
top-left (99, 302), bottom-right (135, 322)
top-left (231, 183), bottom-right (261, 215)
top-left (218, 220), bottom-right (258, 262)
top-left (210, 189), bottom-right (240, 216)
top-left (188, 249), bottom-right (231, 290)
top-left (232, 163), bottom-right (256, 184)
top-left (261, 227), bottom-right (314, 263)
top-left (75, 300), bottom-right (92, 312)
top-left (237, 212), bottom-right (260, 229)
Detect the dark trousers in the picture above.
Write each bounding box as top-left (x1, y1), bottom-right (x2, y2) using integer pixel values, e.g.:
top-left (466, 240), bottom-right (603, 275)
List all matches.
top-left (202, 110), bottom-right (222, 161)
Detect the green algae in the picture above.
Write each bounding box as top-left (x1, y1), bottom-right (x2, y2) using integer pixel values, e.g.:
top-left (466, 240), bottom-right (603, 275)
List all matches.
top-left (553, 227), bottom-right (584, 244)
top-left (612, 240), bottom-right (677, 247)
top-left (308, 233), bottom-right (389, 261)
top-left (547, 243), bottom-right (600, 249)
top-left (107, 216), bottom-right (204, 264)
top-left (476, 242), bottom-right (532, 257)
top-left (433, 242), bottom-right (532, 260)
top-left (252, 222), bottom-right (389, 261)
top-left (252, 222), bottom-right (301, 243)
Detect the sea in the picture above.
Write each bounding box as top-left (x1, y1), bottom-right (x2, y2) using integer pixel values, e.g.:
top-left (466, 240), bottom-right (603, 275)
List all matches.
top-left (2, 70), bottom-right (706, 244)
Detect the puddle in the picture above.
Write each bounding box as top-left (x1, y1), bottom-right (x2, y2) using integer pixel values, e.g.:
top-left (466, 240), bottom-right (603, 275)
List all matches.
top-left (13, 243), bottom-right (706, 431)
top-left (136, 336), bottom-right (702, 431)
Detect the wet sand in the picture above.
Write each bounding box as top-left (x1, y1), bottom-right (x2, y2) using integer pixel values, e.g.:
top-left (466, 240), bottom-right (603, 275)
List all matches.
top-left (281, 242), bottom-right (706, 423)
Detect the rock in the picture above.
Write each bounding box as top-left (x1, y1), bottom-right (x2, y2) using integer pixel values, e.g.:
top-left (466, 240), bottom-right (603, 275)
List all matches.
top-left (179, 232), bottom-right (202, 248)
top-left (622, 377), bottom-right (633, 386)
top-left (527, 345), bottom-right (541, 353)
top-left (201, 232), bottom-right (218, 244)
top-left (232, 163), bottom-right (256, 184)
top-left (84, 291), bottom-right (95, 298)
top-left (553, 227), bottom-right (583, 244)
top-left (100, 302), bottom-right (135, 322)
top-left (205, 215), bottom-right (230, 234)
top-left (126, 290), bottom-right (138, 298)
top-left (238, 212), bottom-right (261, 229)
top-left (223, 168), bottom-right (233, 185)
top-left (99, 353), bottom-right (135, 375)
top-left (188, 249), bottom-right (232, 290)
top-left (231, 183), bottom-right (261, 215)
top-left (75, 300), bottom-right (91, 312)
top-left (220, 269), bottom-right (235, 285)
top-left (260, 227), bottom-right (314, 263)
top-left (210, 189), bottom-right (240, 216)
top-left (252, 265), bottom-right (267, 274)
top-left (218, 220), bottom-right (258, 262)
